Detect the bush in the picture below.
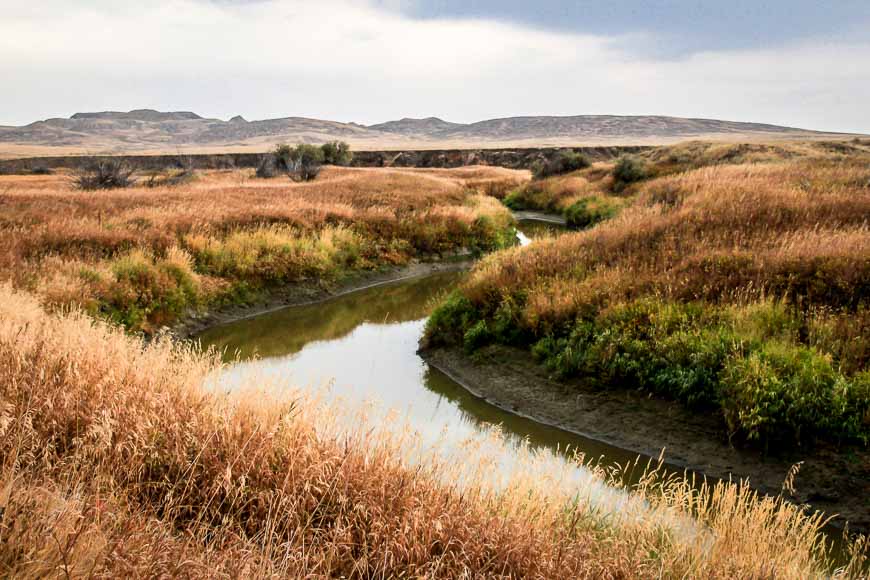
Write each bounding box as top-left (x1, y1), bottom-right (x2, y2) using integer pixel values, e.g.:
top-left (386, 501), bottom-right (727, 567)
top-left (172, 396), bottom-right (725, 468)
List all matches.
top-left (532, 151), bottom-right (591, 180)
top-left (321, 141), bottom-right (353, 166)
top-left (564, 195), bottom-right (620, 229)
top-left (75, 159), bottom-right (137, 190)
top-left (145, 157), bottom-right (196, 188)
top-left (612, 155), bottom-right (648, 186)
top-left (719, 343), bottom-right (870, 445)
top-left (256, 144), bottom-right (325, 181)
top-left (289, 144), bottom-right (325, 181)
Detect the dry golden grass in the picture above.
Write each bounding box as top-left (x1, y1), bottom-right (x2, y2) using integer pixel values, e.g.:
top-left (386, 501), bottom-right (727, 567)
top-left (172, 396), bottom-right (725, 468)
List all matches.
top-left (426, 150), bottom-right (870, 448)
top-left (468, 160), bottom-right (870, 329)
top-left (0, 166), bottom-right (521, 331)
top-left (1, 284), bottom-right (866, 578)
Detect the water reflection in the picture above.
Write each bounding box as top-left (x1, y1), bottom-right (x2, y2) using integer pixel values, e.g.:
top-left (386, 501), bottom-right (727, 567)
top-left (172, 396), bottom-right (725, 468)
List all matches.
top-left (198, 269), bottom-right (644, 473)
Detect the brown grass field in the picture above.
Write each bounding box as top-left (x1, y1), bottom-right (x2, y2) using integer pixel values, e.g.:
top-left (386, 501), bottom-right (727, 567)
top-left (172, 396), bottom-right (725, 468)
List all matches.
top-left (2, 284), bottom-right (868, 577)
top-left (1, 147), bottom-right (869, 576)
top-left (0, 166), bottom-right (522, 332)
top-left (426, 141), bottom-right (870, 449)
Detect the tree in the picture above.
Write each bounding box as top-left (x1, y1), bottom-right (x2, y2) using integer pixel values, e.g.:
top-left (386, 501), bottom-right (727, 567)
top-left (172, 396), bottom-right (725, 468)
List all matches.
top-left (321, 141), bottom-right (353, 166)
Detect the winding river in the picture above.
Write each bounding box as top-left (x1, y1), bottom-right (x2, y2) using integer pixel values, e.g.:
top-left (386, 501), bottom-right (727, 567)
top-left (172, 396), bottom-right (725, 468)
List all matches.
top-left (195, 217), bottom-right (851, 564)
top-left (197, 219), bottom-right (653, 484)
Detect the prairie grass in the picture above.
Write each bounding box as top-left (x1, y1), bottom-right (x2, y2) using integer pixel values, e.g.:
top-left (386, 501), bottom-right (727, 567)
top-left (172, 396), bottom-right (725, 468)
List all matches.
top-left (503, 140), bottom-right (870, 228)
top-left (1, 284), bottom-right (866, 577)
top-left (0, 166), bottom-right (521, 332)
top-left (426, 154), bottom-right (870, 447)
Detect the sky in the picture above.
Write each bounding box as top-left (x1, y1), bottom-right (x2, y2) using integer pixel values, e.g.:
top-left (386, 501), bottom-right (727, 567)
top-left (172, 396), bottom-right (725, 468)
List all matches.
top-left (1, 0), bottom-right (869, 132)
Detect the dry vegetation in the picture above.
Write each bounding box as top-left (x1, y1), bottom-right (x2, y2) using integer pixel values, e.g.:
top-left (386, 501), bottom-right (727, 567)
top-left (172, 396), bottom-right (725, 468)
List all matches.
top-left (2, 144), bottom-right (869, 576)
top-left (0, 165), bottom-right (522, 332)
top-left (426, 141), bottom-right (870, 448)
top-left (1, 284), bottom-right (867, 577)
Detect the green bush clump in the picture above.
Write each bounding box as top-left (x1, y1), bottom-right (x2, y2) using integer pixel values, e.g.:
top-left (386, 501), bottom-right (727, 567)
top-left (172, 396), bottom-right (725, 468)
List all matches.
top-left (100, 254), bottom-right (199, 330)
top-left (503, 189), bottom-right (529, 211)
top-left (463, 320), bottom-right (492, 353)
top-left (531, 151), bottom-right (591, 180)
top-left (321, 141), bottom-right (353, 166)
top-left (257, 143), bottom-right (329, 181)
top-left (564, 195), bottom-right (620, 229)
top-left (721, 344), bottom-right (870, 445)
top-left (612, 155), bottom-right (648, 187)
top-left (423, 291), bottom-right (479, 348)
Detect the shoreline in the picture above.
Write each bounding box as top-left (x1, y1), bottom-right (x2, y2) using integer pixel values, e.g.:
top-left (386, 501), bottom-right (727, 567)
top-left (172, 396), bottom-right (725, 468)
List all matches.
top-left (172, 209), bottom-right (564, 340)
top-left (171, 258), bottom-right (473, 340)
top-left (419, 345), bottom-right (870, 533)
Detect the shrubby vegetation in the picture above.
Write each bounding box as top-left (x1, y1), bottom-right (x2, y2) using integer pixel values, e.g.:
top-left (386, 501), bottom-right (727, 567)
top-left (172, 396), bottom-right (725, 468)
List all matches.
top-left (75, 158), bottom-right (137, 190)
top-left (257, 141), bottom-right (352, 181)
top-left (611, 154), bottom-right (648, 188)
top-left (564, 195), bottom-right (621, 229)
top-left (427, 146), bottom-right (870, 449)
top-left (321, 140), bottom-right (353, 165)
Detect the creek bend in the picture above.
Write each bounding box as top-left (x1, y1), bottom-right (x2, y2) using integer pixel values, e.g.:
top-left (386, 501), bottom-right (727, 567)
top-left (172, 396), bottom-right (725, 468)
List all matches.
top-left (196, 220), bottom-right (666, 489)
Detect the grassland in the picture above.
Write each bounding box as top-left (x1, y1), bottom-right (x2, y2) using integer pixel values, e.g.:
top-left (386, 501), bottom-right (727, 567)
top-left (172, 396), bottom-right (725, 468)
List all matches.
top-left (1, 150), bottom-right (868, 576)
top-left (425, 140), bottom-right (870, 449)
top-left (0, 166), bottom-right (521, 333)
top-left (3, 283), bottom-right (868, 577)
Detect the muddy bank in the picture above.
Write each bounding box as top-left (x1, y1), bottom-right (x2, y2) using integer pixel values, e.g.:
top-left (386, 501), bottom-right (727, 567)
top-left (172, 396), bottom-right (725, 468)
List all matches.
top-left (172, 260), bottom-right (472, 340)
top-left (420, 345), bottom-right (870, 533)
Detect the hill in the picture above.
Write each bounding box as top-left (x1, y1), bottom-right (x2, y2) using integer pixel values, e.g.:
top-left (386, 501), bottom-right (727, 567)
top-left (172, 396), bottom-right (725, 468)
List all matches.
top-left (0, 109), bottom-right (858, 157)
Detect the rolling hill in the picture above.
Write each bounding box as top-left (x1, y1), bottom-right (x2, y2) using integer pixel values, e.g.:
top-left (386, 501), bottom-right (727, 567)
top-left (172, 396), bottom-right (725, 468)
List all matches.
top-left (0, 109), bottom-right (856, 157)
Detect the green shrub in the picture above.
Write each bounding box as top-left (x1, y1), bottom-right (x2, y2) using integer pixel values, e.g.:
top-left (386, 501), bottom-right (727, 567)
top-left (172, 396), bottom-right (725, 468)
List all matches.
top-left (612, 155), bottom-right (648, 186)
top-left (321, 141), bottom-right (353, 166)
top-left (720, 343), bottom-right (854, 444)
top-left (100, 253), bottom-right (199, 330)
top-left (463, 320), bottom-right (492, 353)
top-left (423, 291), bottom-right (478, 348)
top-left (257, 144), bottom-right (325, 181)
top-left (564, 196), bottom-right (620, 229)
top-left (503, 190), bottom-right (528, 211)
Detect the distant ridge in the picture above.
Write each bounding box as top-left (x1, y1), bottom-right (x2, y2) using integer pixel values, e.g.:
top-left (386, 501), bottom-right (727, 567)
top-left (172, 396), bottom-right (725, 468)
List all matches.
top-left (0, 109), bottom-right (857, 155)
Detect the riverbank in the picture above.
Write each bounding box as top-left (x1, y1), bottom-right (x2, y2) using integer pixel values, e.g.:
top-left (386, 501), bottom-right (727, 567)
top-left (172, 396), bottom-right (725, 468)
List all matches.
top-left (172, 258), bottom-right (472, 339)
top-left (420, 345), bottom-right (870, 533)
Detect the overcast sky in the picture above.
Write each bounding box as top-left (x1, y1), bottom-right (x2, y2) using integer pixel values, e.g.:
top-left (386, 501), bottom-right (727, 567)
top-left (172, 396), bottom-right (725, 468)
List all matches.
top-left (1, 0), bottom-right (869, 132)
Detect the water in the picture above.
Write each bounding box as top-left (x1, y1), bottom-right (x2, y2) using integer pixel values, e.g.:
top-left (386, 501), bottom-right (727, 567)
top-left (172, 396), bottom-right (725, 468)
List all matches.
top-left (196, 219), bottom-right (649, 479)
top-left (194, 217), bottom-right (853, 565)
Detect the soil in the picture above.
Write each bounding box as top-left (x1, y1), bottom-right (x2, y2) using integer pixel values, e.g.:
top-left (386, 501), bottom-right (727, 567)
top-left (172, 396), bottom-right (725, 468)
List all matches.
top-left (420, 344), bottom-right (870, 533)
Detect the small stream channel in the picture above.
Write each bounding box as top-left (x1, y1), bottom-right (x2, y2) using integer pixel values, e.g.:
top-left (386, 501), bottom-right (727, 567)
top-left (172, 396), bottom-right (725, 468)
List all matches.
top-left (196, 219), bottom-right (669, 514)
top-left (195, 218), bottom-right (849, 561)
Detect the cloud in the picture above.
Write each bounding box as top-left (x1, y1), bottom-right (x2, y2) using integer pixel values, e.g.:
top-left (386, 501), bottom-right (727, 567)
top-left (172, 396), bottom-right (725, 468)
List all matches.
top-left (0, 0), bottom-right (867, 133)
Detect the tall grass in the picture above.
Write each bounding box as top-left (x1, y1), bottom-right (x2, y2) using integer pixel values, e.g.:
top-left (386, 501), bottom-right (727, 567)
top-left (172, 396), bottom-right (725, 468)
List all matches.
top-left (0, 284), bottom-right (866, 577)
top-left (0, 166), bottom-right (522, 332)
top-left (426, 157), bottom-right (870, 447)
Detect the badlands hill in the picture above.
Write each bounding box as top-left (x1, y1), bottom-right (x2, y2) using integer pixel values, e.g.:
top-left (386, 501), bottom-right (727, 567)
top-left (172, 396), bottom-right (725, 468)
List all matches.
top-left (0, 109), bottom-right (855, 157)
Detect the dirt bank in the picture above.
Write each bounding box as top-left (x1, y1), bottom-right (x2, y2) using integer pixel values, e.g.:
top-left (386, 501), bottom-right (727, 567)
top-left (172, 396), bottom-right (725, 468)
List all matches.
top-left (172, 259), bottom-right (472, 340)
top-left (420, 345), bottom-right (870, 533)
